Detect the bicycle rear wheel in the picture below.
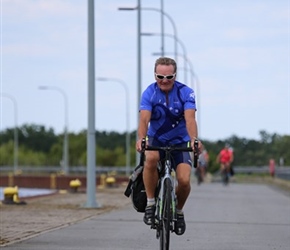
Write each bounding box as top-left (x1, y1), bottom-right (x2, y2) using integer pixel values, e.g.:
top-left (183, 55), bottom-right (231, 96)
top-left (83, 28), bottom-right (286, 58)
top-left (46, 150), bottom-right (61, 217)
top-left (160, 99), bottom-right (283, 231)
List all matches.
top-left (160, 178), bottom-right (172, 250)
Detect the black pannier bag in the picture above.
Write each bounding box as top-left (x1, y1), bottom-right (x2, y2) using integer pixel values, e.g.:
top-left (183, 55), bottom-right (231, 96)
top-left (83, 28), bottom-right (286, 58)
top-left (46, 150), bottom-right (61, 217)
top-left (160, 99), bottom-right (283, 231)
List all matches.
top-left (124, 151), bottom-right (147, 213)
top-left (124, 163), bottom-right (147, 213)
top-left (124, 152), bottom-right (162, 213)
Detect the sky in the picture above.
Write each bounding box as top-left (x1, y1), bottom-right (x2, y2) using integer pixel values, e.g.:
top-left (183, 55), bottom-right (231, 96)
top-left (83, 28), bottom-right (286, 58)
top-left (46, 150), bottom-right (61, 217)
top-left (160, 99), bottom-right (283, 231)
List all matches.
top-left (0, 0), bottom-right (289, 141)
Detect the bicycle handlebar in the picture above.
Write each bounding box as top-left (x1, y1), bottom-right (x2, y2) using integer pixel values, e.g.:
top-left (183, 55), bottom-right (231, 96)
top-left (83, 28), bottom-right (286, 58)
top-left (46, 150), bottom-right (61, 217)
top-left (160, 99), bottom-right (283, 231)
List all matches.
top-left (141, 138), bottom-right (199, 168)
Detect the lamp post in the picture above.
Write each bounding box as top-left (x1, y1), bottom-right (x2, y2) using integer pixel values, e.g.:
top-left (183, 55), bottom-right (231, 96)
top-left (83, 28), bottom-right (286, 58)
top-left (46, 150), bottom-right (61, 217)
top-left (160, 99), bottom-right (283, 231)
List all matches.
top-left (38, 86), bottom-right (69, 175)
top-left (96, 77), bottom-right (131, 176)
top-left (0, 92), bottom-right (18, 174)
top-left (86, 0), bottom-right (99, 208)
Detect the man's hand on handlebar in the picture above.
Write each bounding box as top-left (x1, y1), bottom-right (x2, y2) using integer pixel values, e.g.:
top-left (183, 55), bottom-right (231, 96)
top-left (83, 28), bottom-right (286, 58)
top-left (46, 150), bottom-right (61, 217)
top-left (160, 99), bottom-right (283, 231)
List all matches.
top-left (191, 138), bottom-right (202, 153)
top-left (136, 138), bottom-right (147, 152)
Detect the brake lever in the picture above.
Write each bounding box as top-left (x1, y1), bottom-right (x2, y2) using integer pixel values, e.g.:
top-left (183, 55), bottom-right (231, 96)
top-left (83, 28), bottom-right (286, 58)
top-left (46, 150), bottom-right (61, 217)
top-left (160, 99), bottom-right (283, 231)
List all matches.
top-left (193, 139), bottom-right (199, 168)
top-left (139, 138), bottom-right (146, 166)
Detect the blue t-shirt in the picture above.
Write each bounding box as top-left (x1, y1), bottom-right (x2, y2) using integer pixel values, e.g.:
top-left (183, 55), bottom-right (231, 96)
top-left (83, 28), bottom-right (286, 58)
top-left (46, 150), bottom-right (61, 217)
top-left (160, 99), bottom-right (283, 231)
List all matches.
top-left (140, 81), bottom-right (196, 144)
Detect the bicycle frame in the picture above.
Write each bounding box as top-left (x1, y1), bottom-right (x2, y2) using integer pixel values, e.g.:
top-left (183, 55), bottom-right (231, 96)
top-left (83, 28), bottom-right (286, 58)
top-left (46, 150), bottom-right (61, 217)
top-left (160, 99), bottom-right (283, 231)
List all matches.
top-left (141, 139), bottom-right (199, 250)
top-left (156, 156), bottom-right (176, 231)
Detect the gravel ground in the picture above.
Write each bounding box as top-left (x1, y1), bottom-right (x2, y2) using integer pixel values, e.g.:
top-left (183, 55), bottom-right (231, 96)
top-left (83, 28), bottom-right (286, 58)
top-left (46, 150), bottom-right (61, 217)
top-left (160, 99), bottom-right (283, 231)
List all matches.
top-left (0, 183), bottom-right (131, 247)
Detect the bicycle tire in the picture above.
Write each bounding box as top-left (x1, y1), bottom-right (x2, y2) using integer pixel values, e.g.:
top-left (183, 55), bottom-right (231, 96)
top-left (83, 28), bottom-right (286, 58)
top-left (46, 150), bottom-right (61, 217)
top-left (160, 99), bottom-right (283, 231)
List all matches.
top-left (160, 178), bottom-right (172, 250)
top-left (221, 169), bottom-right (229, 185)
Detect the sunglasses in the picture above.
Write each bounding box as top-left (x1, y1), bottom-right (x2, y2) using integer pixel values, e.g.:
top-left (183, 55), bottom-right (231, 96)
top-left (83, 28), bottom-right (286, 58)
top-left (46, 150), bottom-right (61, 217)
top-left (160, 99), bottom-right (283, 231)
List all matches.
top-left (155, 73), bottom-right (176, 80)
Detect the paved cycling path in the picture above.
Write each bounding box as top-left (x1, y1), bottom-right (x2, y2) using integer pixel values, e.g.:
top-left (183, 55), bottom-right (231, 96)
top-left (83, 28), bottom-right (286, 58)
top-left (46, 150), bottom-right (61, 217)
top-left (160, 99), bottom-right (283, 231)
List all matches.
top-left (3, 182), bottom-right (290, 250)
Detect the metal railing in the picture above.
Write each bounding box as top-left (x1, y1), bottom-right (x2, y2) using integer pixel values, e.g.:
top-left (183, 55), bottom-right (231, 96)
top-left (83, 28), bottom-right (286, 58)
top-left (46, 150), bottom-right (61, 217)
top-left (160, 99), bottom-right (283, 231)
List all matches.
top-left (0, 166), bottom-right (133, 175)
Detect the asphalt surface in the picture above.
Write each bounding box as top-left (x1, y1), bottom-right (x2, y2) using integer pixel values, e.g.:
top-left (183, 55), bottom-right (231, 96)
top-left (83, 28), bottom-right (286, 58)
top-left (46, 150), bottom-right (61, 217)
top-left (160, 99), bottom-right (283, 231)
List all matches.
top-left (2, 181), bottom-right (290, 250)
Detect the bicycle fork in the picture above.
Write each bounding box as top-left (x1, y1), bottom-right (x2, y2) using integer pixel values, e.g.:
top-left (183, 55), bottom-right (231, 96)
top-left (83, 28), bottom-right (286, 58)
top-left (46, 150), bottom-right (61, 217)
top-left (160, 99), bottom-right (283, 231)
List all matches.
top-left (154, 160), bottom-right (177, 235)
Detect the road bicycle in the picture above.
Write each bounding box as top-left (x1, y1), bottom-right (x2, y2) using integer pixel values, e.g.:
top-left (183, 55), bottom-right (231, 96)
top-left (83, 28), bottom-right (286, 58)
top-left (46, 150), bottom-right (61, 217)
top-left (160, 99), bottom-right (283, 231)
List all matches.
top-left (141, 138), bottom-right (199, 250)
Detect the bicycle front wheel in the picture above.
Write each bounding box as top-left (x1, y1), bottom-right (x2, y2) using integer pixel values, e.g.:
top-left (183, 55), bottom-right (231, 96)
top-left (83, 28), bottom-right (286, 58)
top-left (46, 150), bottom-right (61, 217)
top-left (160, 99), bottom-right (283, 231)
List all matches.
top-left (160, 178), bottom-right (172, 250)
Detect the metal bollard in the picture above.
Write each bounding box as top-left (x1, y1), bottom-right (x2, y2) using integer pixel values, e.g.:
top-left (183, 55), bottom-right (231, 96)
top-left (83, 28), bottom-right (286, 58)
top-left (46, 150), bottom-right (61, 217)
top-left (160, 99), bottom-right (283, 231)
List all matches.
top-left (50, 174), bottom-right (57, 189)
top-left (106, 176), bottom-right (116, 188)
top-left (3, 186), bottom-right (26, 205)
top-left (99, 174), bottom-right (107, 189)
top-left (69, 179), bottom-right (82, 193)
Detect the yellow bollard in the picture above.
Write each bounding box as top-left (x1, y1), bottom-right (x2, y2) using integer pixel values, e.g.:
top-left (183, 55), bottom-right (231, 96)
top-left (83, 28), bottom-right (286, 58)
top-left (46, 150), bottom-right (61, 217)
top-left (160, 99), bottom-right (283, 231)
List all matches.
top-left (106, 176), bottom-right (116, 188)
top-left (69, 179), bottom-right (82, 193)
top-left (99, 174), bottom-right (107, 189)
top-left (13, 192), bottom-right (20, 203)
top-left (3, 186), bottom-right (18, 203)
top-left (3, 186), bottom-right (26, 205)
top-left (50, 174), bottom-right (57, 189)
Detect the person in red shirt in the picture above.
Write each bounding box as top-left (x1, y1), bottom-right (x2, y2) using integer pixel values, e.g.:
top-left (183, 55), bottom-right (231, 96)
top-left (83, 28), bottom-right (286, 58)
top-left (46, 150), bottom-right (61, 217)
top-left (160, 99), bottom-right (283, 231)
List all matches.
top-left (216, 144), bottom-right (234, 180)
top-left (269, 158), bottom-right (275, 178)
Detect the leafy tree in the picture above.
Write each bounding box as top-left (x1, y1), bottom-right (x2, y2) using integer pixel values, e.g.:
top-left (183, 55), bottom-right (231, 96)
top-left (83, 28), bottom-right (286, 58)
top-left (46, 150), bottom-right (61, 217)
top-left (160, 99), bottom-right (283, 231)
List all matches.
top-left (68, 131), bottom-right (87, 166)
top-left (18, 146), bottom-right (46, 166)
top-left (96, 146), bottom-right (125, 166)
top-left (0, 141), bottom-right (14, 165)
top-left (18, 124), bottom-right (57, 153)
top-left (0, 124), bottom-right (289, 171)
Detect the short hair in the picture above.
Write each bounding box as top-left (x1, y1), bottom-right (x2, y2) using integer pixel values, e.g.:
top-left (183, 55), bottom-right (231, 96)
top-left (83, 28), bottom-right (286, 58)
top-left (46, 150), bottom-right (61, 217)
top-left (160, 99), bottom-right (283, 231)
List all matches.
top-left (154, 57), bottom-right (177, 73)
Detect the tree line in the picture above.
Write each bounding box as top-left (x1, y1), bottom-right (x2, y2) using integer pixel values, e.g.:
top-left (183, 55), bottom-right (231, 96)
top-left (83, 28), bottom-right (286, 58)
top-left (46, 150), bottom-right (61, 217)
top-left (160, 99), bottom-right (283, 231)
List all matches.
top-left (0, 124), bottom-right (289, 173)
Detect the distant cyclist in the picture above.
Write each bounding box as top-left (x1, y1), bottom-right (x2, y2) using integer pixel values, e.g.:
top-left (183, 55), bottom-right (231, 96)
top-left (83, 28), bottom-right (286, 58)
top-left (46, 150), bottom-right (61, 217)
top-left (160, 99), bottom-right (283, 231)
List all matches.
top-left (269, 158), bottom-right (275, 178)
top-left (195, 145), bottom-right (209, 184)
top-left (216, 144), bottom-right (234, 178)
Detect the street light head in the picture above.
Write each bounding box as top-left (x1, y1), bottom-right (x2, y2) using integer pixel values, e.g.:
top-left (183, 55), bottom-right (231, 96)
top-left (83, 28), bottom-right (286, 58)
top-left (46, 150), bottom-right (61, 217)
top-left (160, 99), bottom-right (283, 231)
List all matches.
top-left (118, 7), bottom-right (137, 11)
top-left (152, 52), bottom-right (162, 56)
top-left (141, 32), bottom-right (155, 36)
top-left (38, 86), bottom-right (48, 90)
top-left (96, 77), bottom-right (108, 82)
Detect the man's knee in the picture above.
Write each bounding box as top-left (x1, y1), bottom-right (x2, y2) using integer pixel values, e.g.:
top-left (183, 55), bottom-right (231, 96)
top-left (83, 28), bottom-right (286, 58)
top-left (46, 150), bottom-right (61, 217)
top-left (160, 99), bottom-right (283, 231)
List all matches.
top-left (177, 167), bottom-right (191, 187)
top-left (144, 152), bottom-right (159, 171)
top-left (178, 178), bottom-right (191, 189)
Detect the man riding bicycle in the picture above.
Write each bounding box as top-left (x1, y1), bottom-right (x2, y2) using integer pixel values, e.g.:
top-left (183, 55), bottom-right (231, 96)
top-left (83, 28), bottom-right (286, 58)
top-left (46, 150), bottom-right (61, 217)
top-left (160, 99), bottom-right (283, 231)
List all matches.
top-left (136, 57), bottom-right (201, 236)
